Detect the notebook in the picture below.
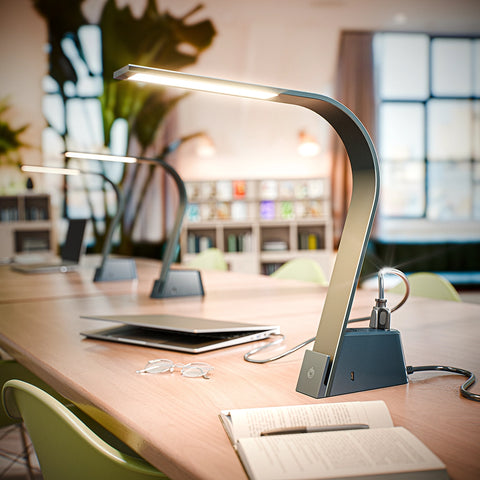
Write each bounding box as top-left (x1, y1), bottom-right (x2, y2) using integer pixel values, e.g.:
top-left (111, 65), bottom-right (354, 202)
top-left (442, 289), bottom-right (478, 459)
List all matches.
top-left (80, 314), bottom-right (280, 353)
top-left (11, 218), bottom-right (87, 273)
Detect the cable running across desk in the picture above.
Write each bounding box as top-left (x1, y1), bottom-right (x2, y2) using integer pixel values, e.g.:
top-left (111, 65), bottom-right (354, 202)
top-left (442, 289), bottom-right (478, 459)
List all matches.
top-left (244, 268), bottom-right (480, 402)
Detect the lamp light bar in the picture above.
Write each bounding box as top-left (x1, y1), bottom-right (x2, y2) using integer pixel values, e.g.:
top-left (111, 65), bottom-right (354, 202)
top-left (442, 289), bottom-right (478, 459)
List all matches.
top-left (65, 151), bottom-right (137, 164)
top-left (21, 165), bottom-right (80, 176)
top-left (114, 65), bottom-right (279, 100)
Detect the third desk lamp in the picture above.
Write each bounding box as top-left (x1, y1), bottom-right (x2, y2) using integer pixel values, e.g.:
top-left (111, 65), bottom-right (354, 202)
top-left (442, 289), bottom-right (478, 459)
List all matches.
top-left (64, 151), bottom-right (204, 299)
top-left (21, 163), bottom-right (137, 282)
top-left (113, 64), bottom-right (408, 398)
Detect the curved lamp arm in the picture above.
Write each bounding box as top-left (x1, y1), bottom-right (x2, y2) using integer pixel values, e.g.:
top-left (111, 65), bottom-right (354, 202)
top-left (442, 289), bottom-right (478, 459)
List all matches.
top-left (133, 156), bottom-right (189, 298)
top-left (81, 170), bottom-right (125, 273)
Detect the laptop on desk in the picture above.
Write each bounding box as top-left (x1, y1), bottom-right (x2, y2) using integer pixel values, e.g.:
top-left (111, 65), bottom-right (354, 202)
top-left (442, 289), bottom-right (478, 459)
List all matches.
top-left (80, 314), bottom-right (280, 354)
top-left (11, 218), bottom-right (87, 273)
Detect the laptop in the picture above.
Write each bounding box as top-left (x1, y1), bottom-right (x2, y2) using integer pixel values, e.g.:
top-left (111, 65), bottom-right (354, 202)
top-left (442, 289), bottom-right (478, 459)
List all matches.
top-left (11, 218), bottom-right (87, 273)
top-left (80, 314), bottom-right (280, 354)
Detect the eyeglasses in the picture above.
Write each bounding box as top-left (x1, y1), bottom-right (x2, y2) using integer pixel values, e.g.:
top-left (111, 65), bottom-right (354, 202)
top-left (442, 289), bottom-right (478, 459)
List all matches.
top-left (136, 359), bottom-right (214, 379)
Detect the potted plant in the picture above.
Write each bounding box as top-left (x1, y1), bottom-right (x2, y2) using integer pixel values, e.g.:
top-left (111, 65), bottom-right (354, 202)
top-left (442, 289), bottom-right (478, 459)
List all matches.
top-left (0, 97), bottom-right (30, 194)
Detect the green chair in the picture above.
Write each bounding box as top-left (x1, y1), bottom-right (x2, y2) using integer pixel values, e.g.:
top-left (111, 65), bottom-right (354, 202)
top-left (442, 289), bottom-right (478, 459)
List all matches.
top-left (0, 359), bottom-right (42, 479)
top-left (271, 258), bottom-right (328, 285)
top-left (185, 248), bottom-right (228, 271)
top-left (389, 272), bottom-right (461, 302)
top-left (2, 379), bottom-right (168, 480)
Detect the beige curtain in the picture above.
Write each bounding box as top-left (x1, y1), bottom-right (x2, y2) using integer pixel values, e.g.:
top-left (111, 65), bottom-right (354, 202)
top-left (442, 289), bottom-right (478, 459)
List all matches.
top-left (331, 31), bottom-right (376, 247)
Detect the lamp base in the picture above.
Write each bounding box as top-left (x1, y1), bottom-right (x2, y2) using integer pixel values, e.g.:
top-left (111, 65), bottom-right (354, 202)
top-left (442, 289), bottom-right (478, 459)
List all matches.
top-left (296, 328), bottom-right (407, 398)
top-left (150, 270), bottom-right (204, 298)
top-left (93, 258), bottom-right (137, 282)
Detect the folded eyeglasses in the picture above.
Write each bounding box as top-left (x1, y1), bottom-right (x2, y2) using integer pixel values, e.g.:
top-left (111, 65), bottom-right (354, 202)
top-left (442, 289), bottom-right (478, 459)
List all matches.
top-left (136, 359), bottom-right (213, 379)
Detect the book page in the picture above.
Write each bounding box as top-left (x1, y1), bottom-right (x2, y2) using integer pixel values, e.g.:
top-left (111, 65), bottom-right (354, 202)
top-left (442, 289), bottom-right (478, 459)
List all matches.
top-left (237, 427), bottom-right (447, 480)
top-left (222, 400), bottom-right (393, 443)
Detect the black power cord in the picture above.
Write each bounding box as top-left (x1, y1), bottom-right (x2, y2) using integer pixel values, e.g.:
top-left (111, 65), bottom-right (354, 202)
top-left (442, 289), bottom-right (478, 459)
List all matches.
top-left (406, 365), bottom-right (480, 402)
top-left (244, 268), bottom-right (480, 402)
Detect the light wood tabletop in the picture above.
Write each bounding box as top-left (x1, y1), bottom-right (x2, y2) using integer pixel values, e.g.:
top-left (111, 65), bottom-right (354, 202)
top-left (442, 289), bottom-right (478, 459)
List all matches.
top-left (0, 261), bottom-right (479, 479)
top-left (0, 256), bottom-right (164, 303)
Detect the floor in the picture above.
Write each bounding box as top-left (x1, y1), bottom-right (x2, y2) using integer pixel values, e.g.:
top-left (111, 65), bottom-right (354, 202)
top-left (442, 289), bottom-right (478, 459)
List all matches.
top-left (1, 289), bottom-right (479, 479)
top-left (0, 424), bottom-right (42, 480)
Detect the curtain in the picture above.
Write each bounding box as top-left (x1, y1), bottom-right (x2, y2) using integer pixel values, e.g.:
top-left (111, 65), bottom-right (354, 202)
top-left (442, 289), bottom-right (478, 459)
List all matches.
top-left (331, 31), bottom-right (376, 247)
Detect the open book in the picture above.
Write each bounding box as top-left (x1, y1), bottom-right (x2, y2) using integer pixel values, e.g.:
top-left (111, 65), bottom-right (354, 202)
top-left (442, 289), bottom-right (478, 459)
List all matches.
top-left (219, 400), bottom-right (448, 480)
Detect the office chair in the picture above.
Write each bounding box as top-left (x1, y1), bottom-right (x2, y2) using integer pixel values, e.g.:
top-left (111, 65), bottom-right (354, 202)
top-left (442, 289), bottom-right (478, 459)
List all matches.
top-left (389, 272), bottom-right (461, 302)
top-left (2, 379), bottom-right (168, 480)
top-left (185, 247), bottom-right (228, 271)
top-left (270, 258), bottom-right (328, 285)
top-left (0, 359), bottom-right (41, 479)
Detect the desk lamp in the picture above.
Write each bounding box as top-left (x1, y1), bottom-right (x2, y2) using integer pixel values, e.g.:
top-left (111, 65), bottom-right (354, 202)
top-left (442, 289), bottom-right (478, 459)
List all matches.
top-left (114, 64), bottom-right (408, 398)
top-left (64, 151), bottom-right (204, 299)
top-left (21, 164), bottom-right (137, 282)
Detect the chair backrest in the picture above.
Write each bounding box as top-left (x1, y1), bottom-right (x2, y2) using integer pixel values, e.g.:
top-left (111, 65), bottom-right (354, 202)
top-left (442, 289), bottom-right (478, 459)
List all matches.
top-left (2, 379), bottom-right (167, 480)
top-left (0, 359), bottom-right (51, 428)
top-left (185, 248), bottom-right (228, 271)
top-left (389, 272), bottom-right (461, 302)
top-left (271, 258), bottom-right (327, 285)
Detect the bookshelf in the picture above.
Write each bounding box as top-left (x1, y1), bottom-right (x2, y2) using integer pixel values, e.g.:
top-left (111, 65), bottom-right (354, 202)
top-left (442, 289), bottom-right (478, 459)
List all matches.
top-left (180, 178), bottom-right (334, 276)
top-left (0, 194), bottom-right (54, 259)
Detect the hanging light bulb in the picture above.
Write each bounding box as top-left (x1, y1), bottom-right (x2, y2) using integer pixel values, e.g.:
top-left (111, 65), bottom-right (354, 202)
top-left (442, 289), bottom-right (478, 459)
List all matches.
top-left (297, 130), bottom-right (320, 157)
top-left (196, 134), bottom-right (216, 157)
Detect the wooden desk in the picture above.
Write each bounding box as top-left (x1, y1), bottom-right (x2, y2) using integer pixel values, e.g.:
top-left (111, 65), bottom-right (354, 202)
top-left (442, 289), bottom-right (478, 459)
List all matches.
top-left (0, 264), bottom-right (478, 479)
top-left (0, 256), bottom-right (163, 303)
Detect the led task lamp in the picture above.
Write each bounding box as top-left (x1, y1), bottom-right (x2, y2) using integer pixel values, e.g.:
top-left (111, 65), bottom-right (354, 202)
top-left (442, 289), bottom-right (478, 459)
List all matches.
top-left (64, 151), bottom-right (204, 299)
top-left (21, 164), bottom-right (137, 282)
top-left (114, 64), bottom-right (408, 398)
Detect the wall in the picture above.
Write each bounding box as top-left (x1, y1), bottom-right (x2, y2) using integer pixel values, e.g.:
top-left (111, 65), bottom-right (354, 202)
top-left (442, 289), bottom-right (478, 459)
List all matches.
top-left (1, 0), bottom-right (479, 181)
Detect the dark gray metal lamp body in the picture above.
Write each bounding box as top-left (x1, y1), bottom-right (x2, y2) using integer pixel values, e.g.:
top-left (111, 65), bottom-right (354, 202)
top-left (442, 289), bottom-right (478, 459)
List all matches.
top-left (77, 171), bottom-right (137, 282)
top-left (141, 157), bottom-right (204, 299)
top-left (113, 65), bottom-right (407, 395)
top-left (272, 91), bottom-right (407, 398)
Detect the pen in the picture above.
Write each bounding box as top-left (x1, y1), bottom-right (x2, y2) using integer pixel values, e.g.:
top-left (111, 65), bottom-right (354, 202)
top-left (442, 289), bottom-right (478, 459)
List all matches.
top-left (260, 423), bottom-right (369, 436)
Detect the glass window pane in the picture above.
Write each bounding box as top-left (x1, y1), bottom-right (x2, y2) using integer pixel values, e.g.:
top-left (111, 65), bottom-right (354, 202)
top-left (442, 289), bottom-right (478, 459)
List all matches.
top-left (475, 41), bottom-right (480, 96)
top-left (380, 161), bottom-right (425, 217)
top-left (65, 98), bottom-right (104, 151)
top-left (474, 101), bottom-right (480, 161)
top-left (375, 33), bottom-right (429, 100)
top-left (474, 184), bottom-right (480, 220)
top-left (432, 38), bottom-right (472, 97)
top-left (427, 162), bottom-right (472, 219)
top-left (42, 94), bottom-right (65, 135)
top-left (379, 103), bottom-right (424, 161)
top-left (427, 99), bottom-right (472, 161)
top-left (474, 161), bottom-right (480, 181)
top-left (78, 25), bottom-right (102, 75)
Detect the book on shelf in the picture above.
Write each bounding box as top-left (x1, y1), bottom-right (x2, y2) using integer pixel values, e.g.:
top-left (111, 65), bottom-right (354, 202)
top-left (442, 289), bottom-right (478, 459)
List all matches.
top-left (219, 400), bottom-right (448, 480)
top-left (187, 234), bottom-right (213, 253)
top-left (280, 201), bottom-right (294, 220)
top-left (227, 232), bottom-right (252, 253)
top-left (233, 180), bottom-right (247, 199)
top-left (259, 201), bottom-right (276, 220)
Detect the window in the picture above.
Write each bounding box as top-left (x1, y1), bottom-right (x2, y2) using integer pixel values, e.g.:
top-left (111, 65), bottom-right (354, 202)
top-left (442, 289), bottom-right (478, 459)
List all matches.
top-left (374, 33), bottom-right (480, 226)
top-left (41, 25), bottom-right (126, 242)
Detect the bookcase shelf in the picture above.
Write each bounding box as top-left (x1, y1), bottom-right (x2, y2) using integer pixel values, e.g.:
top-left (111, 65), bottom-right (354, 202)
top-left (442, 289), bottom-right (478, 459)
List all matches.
top-left (181, 178), bottom-right (334, 277)
top-left (0, 194), bottom-right (54, 259)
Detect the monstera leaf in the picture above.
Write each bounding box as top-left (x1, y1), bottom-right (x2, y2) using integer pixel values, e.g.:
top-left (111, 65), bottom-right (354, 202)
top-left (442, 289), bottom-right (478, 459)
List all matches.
top-left (32, 0), bottom-right (90, 91)
top-left (99, 0), bottom-right (216, 152)
top-left (0, 98), bottom-right (30, 166)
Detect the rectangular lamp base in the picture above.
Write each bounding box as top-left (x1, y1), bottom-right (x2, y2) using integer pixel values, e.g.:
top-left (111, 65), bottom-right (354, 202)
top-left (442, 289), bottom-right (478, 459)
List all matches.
top-left (150, 270), bottom-right (204, 298)
top-left (296, 328), bottom-right (408, 398)
top-left (93, 258), bottom-right (137, 282)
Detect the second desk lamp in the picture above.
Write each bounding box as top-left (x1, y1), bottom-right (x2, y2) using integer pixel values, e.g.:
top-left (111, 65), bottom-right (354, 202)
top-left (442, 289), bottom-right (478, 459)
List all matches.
top-left (21, 164), bottom-right (137, 282)
top-left (64, 151), bottom-right (204, 299)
